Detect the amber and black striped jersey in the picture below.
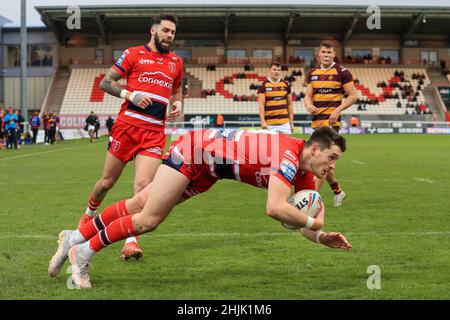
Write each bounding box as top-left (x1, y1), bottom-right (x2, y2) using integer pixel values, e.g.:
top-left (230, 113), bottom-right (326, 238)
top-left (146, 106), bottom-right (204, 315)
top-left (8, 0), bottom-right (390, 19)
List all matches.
top-left (306, 63), bottom-right (353, 128)
top-left (257, 78), bottom-right (291, 126)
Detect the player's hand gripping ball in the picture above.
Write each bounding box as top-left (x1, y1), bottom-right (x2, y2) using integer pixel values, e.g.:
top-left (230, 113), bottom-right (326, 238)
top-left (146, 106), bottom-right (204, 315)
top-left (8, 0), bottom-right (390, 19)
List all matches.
top-left (282, 190), bottom-right (324, 230)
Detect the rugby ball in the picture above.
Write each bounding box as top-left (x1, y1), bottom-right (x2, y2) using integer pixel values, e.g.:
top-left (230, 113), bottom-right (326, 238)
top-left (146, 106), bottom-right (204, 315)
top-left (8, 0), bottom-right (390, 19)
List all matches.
top-left (282, 190), bottom-right (324, 230)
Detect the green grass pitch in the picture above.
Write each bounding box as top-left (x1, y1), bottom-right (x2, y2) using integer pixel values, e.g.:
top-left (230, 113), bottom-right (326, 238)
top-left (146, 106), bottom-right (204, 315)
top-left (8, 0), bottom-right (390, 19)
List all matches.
top-left (0, 133), bottom-right (449, 299)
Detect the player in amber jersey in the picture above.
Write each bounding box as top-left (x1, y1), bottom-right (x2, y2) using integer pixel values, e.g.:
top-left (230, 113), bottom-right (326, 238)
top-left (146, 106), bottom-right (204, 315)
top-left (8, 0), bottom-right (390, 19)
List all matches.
top-left (49, 127), bottom-right (352, 288)
top-left (258, 62), bottom-right (294, 134)
top-left (304, 41), bottom-right (357, 206)
top-left (73, 13), bottom-right (183, 262)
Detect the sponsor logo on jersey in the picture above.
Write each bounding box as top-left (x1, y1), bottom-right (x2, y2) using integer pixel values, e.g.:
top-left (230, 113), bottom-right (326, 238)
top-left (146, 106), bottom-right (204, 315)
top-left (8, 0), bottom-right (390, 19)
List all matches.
top-left (138, 71), bottom-right (173, 89)
top-left (168, 61), bottom-right (177, 73)
top-left (318, 88), bottom-right (333, 94)
top-left (255, 171), bottom-right (268, 188)
top-left (139, 59), bottom-right (155, 65)
top-left (283, 150), bottom-right (298, 165)
top-left (280, 159), bottom-right (297, 182)
top-left (311, 75), bottom-right (318, 80)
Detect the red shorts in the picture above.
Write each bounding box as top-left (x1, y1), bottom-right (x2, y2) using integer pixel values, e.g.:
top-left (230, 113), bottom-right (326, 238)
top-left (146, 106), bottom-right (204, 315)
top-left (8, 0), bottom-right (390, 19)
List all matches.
top-left (163, 136), bottom-right (218, 200)
top-left (108, 119), bottom-right (166, 163)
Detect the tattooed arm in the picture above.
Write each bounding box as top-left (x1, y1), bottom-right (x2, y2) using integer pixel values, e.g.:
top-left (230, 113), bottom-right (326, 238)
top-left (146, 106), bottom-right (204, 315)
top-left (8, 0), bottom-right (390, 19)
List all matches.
top-left (100, 68), bottom-right (125, 98)
top-left (100, 68), bottom-right (152, 109)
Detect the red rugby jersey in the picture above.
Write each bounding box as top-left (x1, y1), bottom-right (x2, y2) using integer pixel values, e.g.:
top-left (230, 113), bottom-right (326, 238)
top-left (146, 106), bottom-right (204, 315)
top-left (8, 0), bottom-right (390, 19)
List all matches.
top-left (112, 45), bottom-right (184, 132)
top-left (173, 129), bottom-right (315, 192)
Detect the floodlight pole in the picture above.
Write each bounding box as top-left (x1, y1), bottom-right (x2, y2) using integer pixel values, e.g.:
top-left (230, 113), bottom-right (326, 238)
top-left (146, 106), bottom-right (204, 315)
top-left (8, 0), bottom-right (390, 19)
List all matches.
top-left (20, 0), bottom-right (28, 120)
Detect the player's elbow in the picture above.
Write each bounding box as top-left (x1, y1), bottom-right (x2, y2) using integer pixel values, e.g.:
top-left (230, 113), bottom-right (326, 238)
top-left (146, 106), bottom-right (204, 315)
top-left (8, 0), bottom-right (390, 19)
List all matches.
top-left (266, 203), bottom-right (281, 219)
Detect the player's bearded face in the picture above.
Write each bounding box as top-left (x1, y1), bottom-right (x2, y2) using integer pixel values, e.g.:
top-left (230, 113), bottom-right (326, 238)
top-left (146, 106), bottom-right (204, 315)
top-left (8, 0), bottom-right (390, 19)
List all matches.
top-left (154, 32), bottom-right (171, 53)
top-left (152, 21), bottom-right (176, 54)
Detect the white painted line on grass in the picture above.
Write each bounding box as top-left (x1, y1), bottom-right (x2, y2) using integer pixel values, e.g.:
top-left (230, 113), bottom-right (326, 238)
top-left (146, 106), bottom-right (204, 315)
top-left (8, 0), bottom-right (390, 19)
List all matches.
top-left (351, 160), bottom-right (366, 165)
top-left (413, 177), bottom-right (434, 184)
top-left (0, 144), bottom-right (97, 161)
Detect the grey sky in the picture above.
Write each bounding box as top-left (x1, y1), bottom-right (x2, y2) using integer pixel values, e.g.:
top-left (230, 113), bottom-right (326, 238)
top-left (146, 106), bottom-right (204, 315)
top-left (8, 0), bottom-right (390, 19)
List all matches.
top-left (1, 0), bottom-right (450, 27)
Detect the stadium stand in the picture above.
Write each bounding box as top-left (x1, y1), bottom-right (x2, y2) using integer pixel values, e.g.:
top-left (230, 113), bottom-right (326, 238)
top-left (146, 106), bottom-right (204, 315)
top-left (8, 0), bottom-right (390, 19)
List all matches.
top-left (58, 66), bottom-right (432, 117)
top-left (183, 66), bottom-right (431, 116)
top-left (59, 68), bottom-right (125, 115)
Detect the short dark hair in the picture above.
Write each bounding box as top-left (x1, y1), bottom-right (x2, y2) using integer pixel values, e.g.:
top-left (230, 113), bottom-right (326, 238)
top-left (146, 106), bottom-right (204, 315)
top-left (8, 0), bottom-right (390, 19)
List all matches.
top-left (151, 13), bottom-right (178, 28)
top-left (319, 41), bottom-right (335, 51)
top-left (305, 126), bottom-right (346, 152)
top-left (269, 61), bottom-right (281, 69)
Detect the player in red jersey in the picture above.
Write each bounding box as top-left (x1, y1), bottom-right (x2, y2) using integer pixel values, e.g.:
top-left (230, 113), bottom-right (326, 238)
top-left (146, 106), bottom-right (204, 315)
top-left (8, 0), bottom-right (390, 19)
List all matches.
top-left (75, 13), bottom-right (184, 261)
top-left (49, 127), bottom-right (352, 288)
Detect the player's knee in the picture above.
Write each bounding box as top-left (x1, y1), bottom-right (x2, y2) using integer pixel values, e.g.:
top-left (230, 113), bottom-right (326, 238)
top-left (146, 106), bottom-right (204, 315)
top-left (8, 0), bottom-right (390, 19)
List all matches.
top-left (136, 217), bottom-right (160, 233)
top-left (134, 178), bottom-right (152, 194)
top-left (100, 177), bottom-right (117, 191)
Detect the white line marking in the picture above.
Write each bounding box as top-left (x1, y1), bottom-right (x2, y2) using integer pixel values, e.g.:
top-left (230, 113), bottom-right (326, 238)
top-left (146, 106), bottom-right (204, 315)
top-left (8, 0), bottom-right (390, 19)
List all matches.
top-left (413, 177), bottom-right (434, 184)
top-left (0, 180), bottom-right (134, 186)
top-left (351, 160), bottom-right (366, 165)
top-left (0, 144), bottom-right (97, 162)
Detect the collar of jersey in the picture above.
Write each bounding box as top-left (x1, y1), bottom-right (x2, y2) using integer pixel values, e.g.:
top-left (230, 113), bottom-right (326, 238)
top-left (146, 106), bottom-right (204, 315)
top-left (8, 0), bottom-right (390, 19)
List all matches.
top-left (267, 77), bottom-right (281, 84)
top-left (144, 44), bottom-right (152, 53)
top-left (320, 62), bottom-right (335, 70)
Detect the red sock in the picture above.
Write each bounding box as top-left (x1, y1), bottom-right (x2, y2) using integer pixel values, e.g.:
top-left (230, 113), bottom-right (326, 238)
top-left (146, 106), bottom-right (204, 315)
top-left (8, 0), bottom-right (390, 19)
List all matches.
top-left (329, 181), bottom-right (342, 195)
top-left (87, 194), bottom-right (102, 212)
top-left (79, 200), bottom-right (129, 241)
top-left (89, 215), bottom-right (137, 252)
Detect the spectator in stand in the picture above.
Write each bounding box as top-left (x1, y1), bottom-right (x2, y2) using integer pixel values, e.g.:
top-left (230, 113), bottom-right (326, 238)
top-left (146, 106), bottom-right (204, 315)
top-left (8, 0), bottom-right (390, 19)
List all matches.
top-left (106, 116), bottom-right (114, 136)
top-left (397, 101), bottom-right (402, 109)
top-left (29, 111), bottom-right (41, 144)
top-left (419, 103), bottom-right (427, 114)
top-left (4, 107), bottom-right (19, 149)
top-left (440, 59), bottom-right (447, 75)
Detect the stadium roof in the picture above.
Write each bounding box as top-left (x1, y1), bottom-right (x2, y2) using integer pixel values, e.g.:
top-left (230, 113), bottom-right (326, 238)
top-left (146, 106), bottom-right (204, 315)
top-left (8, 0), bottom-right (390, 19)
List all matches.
top-left (35, 5), bottom-right (450, 45)
top-left (0, 15), bottom-right (13, 27)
